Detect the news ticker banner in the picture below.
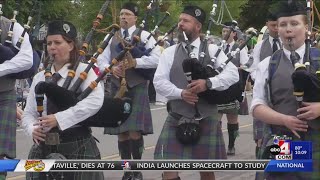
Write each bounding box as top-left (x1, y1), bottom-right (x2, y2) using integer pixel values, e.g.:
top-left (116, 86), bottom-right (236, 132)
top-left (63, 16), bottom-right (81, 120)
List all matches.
top-left (0, 160), bottom-right (313, 172)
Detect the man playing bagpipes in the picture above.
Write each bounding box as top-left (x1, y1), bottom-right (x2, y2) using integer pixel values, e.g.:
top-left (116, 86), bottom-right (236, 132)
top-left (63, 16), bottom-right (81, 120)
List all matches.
top-left (22, 21), bottom-right (104, 180)
top-left (96, 2), bottom-right (161, 180)
top-left (251, 0), bottom-right (320, 179)
top-left (217, 21), bottom-right (250, 156)
top-left (248, 12), bottom-right (282, 159)
top-left (153, 5), bottom-right (239, 180)
top-left (0, 0), bottom-right (33, 179)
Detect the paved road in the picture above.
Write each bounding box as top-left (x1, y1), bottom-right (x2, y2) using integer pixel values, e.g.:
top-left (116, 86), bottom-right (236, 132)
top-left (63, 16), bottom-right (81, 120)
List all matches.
top-left (8, 94), bottom-right (258, 180)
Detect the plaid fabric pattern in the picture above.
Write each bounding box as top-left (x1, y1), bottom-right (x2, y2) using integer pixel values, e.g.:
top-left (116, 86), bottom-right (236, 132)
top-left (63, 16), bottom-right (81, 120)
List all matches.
top-left (218, 101), bottom-right (240, 115)
top-left (26, 136), bottom-right (104, 180)
top-left (154, 114), bottom-right (226, 159)
top-left (0, 90), bottom-right (16, 159)
top-left (253, 118), bottom-right (265, 141)
top-left (104, 82), bottom-right (153, 135)
top-left (257, 125), bottom-right (320, 180)
top-left (238, 97), bottom-right (249, 115)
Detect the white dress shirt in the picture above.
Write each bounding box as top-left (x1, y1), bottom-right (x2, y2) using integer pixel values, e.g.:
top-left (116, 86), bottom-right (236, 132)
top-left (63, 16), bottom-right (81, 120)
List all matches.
top-left (154, 37), bottom-right (239, 100)
top-left (22, 63), bottom-right (104, 136)
top-left (0, 18), bottom-right (33, 77)
top-left (97, 25), bottom-right (161, 71)
top-left (249, 36), bottom-right (282, 80)
top-left (225, 41), bottom-right (249, 66)
top-left (250, 44), bottom-right (305, 113)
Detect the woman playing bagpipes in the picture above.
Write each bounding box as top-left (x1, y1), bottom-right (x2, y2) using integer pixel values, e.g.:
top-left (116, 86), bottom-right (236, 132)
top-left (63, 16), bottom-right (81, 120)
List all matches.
top-left (251, 1), bottom-right (320, 179)
top-left (22, 20), bottom-right (104, 180)
top-left (0, 0), bottom-right (33, 179)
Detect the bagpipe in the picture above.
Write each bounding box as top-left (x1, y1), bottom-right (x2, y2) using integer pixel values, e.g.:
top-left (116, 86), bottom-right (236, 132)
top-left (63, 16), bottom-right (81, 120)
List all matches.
top-left (0, 1), bottom-right (41, 79)
top-left (291, 0), bottom-right (320, 130)
top-left (115, 3), bottom-right (171, 81)
top-left (34, 0), bottom-right (134, 128)
top-left (176, 31), bottom-right (202, 145)
top-left (182, 13), bottom-right (257, 105)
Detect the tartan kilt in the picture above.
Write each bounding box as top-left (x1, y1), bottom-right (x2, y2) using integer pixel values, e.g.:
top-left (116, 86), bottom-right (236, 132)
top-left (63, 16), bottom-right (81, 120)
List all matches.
top-left (257, 125), bottom-right (320, 180)
top-left (0, 90), bottom-right (16, 159)
top-left (104, 82), bottom-right (153, 135)
top-left (154, 114), bottom-right (227, 159)
top-left (26, 135), bottom-right (104, 180)
top-left (218, 101), bottom-right (240, 115)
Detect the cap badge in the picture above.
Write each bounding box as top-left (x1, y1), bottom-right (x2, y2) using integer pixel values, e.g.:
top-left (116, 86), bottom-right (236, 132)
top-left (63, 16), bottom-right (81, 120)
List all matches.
top-left (195, 9), bottom-right (201, 17)
top-left (63, 24), bottom-right (70, 33)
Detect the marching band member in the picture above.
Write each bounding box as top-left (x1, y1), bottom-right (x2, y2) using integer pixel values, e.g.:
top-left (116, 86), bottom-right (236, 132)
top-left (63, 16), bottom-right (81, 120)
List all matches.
top-left (97, 2), bottom-right (161, 180)
top-left (218, 21), bottom-right (249, 156)
top-left (22, 20), bottom-right (104, 180)
top-left (251, 1), bottom-right (320, 179)
top-left (0, 0), bottom-right (33, 179)
top-left (249, 12), bottom-right (282, 158)
top-left (153, 5), bottom-right (238, 180)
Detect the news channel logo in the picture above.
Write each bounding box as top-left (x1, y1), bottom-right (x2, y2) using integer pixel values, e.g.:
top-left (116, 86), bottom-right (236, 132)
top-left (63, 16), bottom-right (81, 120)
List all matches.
top-left (121, 161), bottom-right (131, 170)
top-left (269, 135), bottom-right (312, 160)
top-left (269, 140), bottom-right (292, 160)
top-left (269, 136), bottom-right (292, 160)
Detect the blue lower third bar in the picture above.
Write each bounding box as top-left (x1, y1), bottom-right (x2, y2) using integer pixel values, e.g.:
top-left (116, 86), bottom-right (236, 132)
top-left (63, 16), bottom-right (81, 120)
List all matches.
top-left (265, 160), bottom-right (313, 172)
top-left (0, 160), bottom-right (20, 172)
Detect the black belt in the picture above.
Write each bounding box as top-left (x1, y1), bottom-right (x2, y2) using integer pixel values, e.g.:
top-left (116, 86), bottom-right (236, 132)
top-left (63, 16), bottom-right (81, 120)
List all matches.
top-left (49, 126), bottom-right (92, 143)
top-left (169, 112), bottom-right (183, 120)
top-left (60, 126), bottom-right (91, 142)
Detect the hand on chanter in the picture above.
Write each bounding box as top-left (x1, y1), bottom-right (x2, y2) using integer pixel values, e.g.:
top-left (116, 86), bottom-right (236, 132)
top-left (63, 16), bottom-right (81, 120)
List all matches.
top-left (187, 79), bottom-right (207, 94)
top-left (297, 102), bottom-right (320, 120)
top-left (34, 114), bottom-right (58, 132)
top-left (111, 64), bottom-right (125, 78)
top-left (32, 126), bottom-right (46, 145)
top-left (282, 115), bottom-right (308, 139)
top-left (181, 89), bottom-right (199, 105)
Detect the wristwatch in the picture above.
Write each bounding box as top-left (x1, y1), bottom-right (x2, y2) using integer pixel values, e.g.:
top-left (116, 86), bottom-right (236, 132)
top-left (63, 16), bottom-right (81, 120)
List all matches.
top-left (206, 79), bottom-right (212, 90)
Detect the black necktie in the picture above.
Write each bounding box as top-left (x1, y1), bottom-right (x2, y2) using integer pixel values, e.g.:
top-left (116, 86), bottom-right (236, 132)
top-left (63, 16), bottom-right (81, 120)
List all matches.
top-left (224, 44), bottom-right (230, 54)
top-left (47, 72), bottom-right (62, 115)
top-left (290, 51), bottom-right (300, 67)
top-left (272, 38), bottom-right (279, 53)
top-left (51, 72), bottom-right (62, 84)
top-left (123, 29), bottom-right (129, 39)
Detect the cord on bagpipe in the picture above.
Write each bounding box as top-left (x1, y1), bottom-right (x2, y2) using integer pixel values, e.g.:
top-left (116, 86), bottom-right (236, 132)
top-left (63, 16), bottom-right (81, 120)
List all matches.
top-left (291, 0), bottom-right (320, 132)
top-left (0, 0), bottom-right (41, 79)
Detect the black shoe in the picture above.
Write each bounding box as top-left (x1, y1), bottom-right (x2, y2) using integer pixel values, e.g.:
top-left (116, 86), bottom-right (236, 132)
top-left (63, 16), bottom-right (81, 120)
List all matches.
top-left (133, 172), bottom-right (143, 180)
top-left (227, 147), bottom-right (235, 155)
top-left (122, 172), bottom-right (133, 180)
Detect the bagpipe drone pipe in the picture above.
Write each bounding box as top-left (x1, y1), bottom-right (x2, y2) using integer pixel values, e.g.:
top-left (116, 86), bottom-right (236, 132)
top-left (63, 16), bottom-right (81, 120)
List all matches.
top-left (115, 8), bottom-right (171, 81)
top-left (35, 1), bottom-right (134, 128)
top-left (182, 26), bottom-right (258, 105)
top-left (0, 2), bottom-right (40, 79)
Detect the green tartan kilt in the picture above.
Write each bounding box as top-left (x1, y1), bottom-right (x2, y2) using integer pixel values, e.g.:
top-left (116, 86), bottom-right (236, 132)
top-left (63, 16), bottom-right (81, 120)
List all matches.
top-left (154, 114), bottom-right (227, 159)
top-left (257, 125), bottom-right (320, 180)
top-left (104, 82), bottom-right (153, 135)
top-left (0, 90), bottom-right (16, 159)
top-left (217, 101), bottom-right (240, 115)
top-left (26, 135), bottom-right (104, 180)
